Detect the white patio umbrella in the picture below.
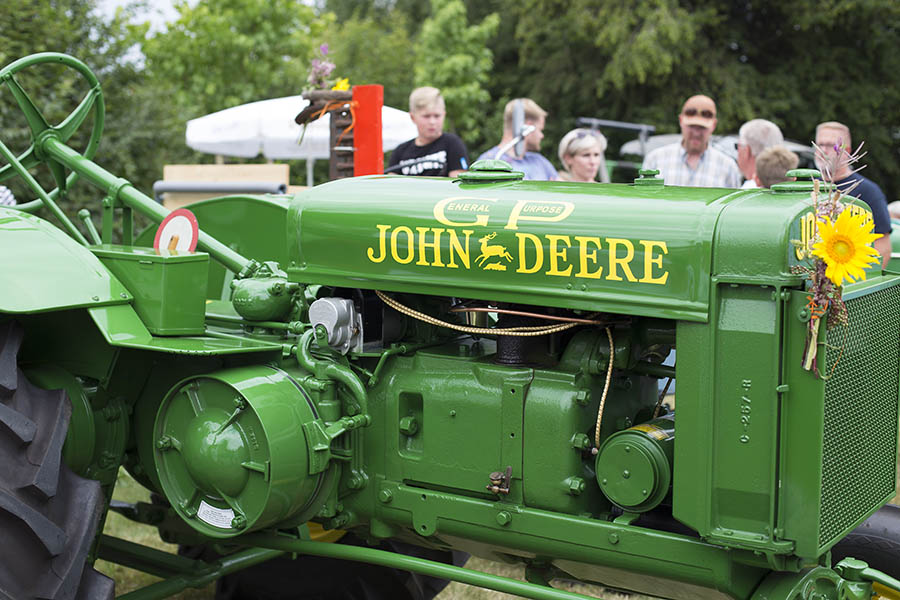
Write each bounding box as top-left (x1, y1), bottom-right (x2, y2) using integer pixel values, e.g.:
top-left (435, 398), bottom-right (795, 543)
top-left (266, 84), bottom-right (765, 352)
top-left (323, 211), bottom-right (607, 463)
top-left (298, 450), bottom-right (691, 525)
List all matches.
top-left (185, 95), bottom-right (418, 185)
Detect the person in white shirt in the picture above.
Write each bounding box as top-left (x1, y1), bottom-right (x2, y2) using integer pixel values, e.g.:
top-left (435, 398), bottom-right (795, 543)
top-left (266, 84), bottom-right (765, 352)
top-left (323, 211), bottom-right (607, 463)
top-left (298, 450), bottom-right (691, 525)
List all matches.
top-left (737, 119), bottom-right (784, 189)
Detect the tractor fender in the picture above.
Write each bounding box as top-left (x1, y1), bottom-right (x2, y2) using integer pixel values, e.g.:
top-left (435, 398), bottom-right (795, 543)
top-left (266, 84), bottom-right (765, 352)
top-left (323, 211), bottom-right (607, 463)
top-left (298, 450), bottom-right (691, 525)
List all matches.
top-left (0, 208), bottom-right (130, 314)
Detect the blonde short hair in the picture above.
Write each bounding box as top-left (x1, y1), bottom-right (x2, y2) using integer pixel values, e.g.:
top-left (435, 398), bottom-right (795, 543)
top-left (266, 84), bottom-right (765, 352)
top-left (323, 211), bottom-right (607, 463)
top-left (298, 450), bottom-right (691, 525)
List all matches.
top-left (409, 87), bottom-right (445, 113)
top-left (756, 145), bottom-right (799, 188)
top-left (557, 128), bottom-right (609, 183)
top-left (503, 98), bottom-right (547, 130)
top-left (815, 121), bottom-right (852, 148)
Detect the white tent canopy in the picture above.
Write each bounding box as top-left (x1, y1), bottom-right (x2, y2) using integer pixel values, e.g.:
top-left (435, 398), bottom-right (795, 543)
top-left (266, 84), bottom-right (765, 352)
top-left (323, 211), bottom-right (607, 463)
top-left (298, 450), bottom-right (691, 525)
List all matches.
top-left (185, 95), bottom-right (417, 184)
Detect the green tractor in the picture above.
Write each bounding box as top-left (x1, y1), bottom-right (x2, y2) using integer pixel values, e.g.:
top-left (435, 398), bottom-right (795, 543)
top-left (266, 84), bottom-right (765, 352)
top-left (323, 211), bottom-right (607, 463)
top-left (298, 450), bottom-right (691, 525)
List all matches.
top-left (1, 53), bottom-right (899, 600)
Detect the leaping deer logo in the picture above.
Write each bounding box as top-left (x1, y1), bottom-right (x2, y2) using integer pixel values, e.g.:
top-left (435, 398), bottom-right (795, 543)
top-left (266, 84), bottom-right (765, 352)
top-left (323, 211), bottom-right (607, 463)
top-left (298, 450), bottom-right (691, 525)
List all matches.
top-left (475, 232), bottom-right (513, 270)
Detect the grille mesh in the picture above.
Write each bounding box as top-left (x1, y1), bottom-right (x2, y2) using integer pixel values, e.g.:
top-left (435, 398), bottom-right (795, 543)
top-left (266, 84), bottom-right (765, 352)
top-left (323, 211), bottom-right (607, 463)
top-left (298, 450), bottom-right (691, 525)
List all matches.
top-left (819, 284), bottom-right (900, 549)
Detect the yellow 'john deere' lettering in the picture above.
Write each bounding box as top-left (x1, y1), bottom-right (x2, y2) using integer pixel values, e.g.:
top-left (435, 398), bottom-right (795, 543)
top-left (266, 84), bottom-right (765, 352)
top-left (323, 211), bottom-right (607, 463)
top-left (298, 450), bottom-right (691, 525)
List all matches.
top-left (574, 236), bottom-right (603, 279)
top-left (367, 225), bottom-right (670, 285)
top-left (368, 225), bottom-right (473, 268)
top-left (545, 235), bottom-right (573, 277)
top-left (367, 225), bottom-right (392, 263)
top-left (639, 240), bottom-right (669, 284)
top-left (606, 238), bottom-right (637, 282)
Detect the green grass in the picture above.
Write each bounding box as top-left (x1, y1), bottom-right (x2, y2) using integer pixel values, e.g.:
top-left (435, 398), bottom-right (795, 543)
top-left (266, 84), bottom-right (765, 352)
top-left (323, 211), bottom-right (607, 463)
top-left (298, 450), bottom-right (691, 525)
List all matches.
top-left (94, 469), bottom-right (215, 599)
top-left (435, 562), bottom-right (654, 600)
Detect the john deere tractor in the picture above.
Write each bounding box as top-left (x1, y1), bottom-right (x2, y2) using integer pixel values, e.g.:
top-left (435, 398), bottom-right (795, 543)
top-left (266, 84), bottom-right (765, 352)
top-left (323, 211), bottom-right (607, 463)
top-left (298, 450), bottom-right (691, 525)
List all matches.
top-left (1, 53), bottom-right (899, 600)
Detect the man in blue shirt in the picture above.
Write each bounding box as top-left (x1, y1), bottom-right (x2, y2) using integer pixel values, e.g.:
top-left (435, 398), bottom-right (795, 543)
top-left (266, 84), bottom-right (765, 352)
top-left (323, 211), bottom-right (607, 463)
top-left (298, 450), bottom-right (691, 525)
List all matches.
top-left (477, 98), bottom-right (558, 181)
top-left (815, 121), bottom-right (893, 267)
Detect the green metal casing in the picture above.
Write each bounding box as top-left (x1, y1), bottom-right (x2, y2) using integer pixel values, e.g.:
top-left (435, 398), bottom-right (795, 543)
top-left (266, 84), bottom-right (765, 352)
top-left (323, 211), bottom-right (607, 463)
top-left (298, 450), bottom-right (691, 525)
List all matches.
top-left (285, 174), bottom-right (898, 567)
top-left (154, 365), bottom-right (325, 538)
top-left (2, 111), bottom-right (897, 599)
top-left (0, 208), bottom-right (131, 313)
top-left (889, 218), bottom-right (899, 273)
top-left (596, 415), bottom-right (675, 512)
top-left (133, 194), bottom-right (293, 300)
top-left (91, 245), bottom-right (209, 335)
top-left (10, 52), bottom-right (898, 600)
top-left (286, 175), bottom-right (728, 321)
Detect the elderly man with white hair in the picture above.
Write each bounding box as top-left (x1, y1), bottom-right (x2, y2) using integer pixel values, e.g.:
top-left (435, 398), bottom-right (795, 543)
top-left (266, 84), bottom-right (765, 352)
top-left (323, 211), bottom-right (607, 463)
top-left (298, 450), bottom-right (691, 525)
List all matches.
top-left (737, 119), bottom-right (784, 188)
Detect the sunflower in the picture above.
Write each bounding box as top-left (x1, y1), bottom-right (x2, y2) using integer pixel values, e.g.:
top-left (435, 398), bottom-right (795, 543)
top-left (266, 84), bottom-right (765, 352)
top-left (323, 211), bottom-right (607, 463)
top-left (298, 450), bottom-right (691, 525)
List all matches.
top-left (811, 209), bottom-right (881, 287)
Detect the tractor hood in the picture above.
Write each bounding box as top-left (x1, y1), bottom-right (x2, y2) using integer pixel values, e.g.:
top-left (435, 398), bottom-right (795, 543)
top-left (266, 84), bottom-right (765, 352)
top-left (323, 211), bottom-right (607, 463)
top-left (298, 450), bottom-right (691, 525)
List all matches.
top-left (286, 174), bottom-right (824, 322)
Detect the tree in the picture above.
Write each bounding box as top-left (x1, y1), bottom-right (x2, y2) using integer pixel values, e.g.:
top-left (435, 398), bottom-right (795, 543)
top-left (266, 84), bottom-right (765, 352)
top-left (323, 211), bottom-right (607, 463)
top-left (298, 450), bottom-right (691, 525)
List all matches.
top-left (326, 14), bottom-right (417, 110)
top-left (142, 0), bottom-right (333, 118)
top-left (500, 0), bottom-right (900, 194)
top-left (318, 0), bottom-right (431, 33)
top-left (0, 0), bottom-right (186, 228)
top-left (414, 0), bottom-right (499, 149)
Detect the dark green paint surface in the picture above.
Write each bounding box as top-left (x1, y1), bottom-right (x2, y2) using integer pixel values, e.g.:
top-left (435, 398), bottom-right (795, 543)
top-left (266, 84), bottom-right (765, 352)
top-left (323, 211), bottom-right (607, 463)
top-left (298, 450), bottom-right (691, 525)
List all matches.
top-left (285, 176), bottom-right (826, 323)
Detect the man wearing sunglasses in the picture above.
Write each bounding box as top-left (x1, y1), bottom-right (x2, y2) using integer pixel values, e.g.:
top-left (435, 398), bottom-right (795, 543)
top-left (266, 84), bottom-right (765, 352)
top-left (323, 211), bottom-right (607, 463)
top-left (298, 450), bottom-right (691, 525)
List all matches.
top-left (643, 94), bottom-right (741, 188)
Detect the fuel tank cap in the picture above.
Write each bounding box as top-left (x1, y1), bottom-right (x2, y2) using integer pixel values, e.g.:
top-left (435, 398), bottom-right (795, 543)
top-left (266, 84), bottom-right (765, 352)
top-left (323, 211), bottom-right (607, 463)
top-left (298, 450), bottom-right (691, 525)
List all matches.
top-left (456, 159), bottom-right (525, 183)
top-left (772, 168), bottom-right (830, 193)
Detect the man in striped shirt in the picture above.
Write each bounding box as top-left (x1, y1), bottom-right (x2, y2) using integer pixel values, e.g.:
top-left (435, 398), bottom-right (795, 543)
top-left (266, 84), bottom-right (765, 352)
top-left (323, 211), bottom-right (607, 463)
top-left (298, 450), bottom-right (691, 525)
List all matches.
top-left (642, 94), bottom-right (741, 188)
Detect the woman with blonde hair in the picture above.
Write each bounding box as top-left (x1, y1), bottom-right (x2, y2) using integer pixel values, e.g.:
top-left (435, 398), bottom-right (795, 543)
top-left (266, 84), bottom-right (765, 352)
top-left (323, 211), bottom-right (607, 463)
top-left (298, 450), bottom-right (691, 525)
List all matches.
top-left (557, 128), bottom-right (609, 182)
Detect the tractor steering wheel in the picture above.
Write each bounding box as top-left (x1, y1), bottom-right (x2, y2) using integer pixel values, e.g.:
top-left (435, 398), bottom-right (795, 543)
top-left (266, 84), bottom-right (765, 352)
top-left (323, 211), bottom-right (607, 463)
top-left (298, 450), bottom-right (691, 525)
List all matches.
top-left (0, 53), bottom-right (104, 236)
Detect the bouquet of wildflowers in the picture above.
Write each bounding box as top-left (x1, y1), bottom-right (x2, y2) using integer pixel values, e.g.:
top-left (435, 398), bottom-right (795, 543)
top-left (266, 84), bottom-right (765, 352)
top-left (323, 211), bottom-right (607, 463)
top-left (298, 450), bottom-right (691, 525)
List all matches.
top-left (304, 44), bottom-right (336, 92)
top-left (793, 140), bottom-right (881, 375)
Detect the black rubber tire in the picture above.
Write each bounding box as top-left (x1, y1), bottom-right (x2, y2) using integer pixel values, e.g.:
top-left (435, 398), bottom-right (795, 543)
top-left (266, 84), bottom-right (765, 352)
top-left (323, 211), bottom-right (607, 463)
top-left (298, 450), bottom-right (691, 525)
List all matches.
top-left (831, 504), bottom-right (900, 578)
top-left (0, 321), bottom-right (114, 600)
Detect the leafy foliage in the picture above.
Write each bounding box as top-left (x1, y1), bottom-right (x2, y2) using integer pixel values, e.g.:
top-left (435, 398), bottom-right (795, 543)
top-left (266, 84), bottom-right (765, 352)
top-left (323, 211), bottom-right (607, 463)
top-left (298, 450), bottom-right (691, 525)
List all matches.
top-left (318, 0), bottom-right (431, 33)
top-left (141, 0), bottom-right (332, 118)
top-left (2, 0), bottom-right (899, 201)
top-left (0, 0), bottom-right (184, 233)
top-left (414, 0), bottom-right (499, 148)
top-left (501, 0), bottom-right (900, 193)
top-left (325, 14), bottom-right (417, 110)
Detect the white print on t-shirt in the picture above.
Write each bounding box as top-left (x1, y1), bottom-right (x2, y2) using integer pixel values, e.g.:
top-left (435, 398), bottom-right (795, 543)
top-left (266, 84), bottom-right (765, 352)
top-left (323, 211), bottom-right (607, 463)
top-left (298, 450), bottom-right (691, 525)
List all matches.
top-left (400, 150), bottom-right (447, 175)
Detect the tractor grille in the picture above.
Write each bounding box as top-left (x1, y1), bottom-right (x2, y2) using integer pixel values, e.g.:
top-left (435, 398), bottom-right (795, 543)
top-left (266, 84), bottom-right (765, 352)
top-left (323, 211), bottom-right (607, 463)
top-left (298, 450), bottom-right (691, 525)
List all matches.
top-left (819, 284), bottom-right (900, 550)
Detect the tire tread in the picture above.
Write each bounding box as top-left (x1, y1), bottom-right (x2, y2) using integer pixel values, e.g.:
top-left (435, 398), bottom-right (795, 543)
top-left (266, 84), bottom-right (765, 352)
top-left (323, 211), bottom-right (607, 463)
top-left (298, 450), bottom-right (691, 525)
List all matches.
top-left (0, 321), bottom-right (112, 600)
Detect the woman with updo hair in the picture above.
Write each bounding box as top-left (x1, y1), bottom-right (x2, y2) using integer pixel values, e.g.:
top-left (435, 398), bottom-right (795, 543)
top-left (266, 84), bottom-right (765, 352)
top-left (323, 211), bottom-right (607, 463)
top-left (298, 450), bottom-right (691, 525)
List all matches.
top-left (557, 128), bottom-right (610, 182)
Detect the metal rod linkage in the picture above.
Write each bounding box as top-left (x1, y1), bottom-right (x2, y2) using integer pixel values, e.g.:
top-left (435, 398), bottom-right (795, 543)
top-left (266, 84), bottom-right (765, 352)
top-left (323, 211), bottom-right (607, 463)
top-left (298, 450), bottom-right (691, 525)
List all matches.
top-left (241, 533), bottom-right (601, 600)
top-left (41, 137), bottom-right (252, 275)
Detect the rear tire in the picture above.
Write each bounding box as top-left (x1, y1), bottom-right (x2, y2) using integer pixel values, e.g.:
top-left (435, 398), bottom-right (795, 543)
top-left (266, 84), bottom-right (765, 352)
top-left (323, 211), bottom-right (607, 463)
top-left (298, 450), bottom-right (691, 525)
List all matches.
top-left (831, 504), bottom-right (900, 578)
top-left (0, 321), bottom-right (113, 600)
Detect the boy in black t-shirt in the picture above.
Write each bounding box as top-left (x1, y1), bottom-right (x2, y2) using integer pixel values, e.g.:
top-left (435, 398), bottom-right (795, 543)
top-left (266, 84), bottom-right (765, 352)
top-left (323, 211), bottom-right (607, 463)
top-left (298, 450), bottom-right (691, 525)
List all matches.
top-left (388, 87), bottom-right (468, 177)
